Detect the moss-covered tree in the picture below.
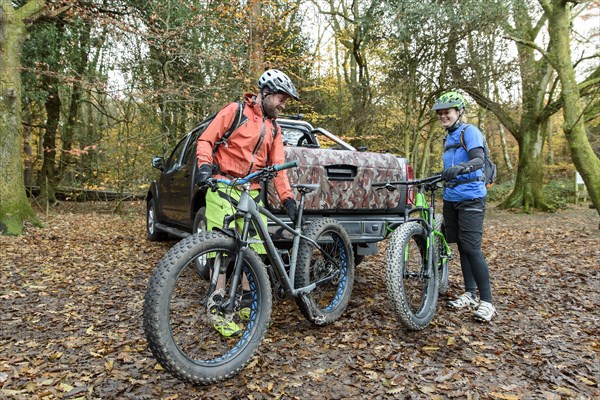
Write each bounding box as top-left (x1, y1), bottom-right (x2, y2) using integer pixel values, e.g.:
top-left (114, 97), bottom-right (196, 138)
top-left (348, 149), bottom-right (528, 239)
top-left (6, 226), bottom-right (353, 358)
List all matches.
top-left (541, 0), bottom-right (599, 216)
top-left (0, 0), bottom-right (45, 235)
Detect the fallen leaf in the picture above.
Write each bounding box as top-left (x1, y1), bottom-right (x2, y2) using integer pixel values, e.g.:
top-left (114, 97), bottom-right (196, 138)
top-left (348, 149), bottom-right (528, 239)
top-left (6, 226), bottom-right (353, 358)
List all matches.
top-left (577, 375), bottom-right (596, 385)
top-left (59, 382), bottom-right (74, 393)
top-left (489, 392), bottom-right (520, 400)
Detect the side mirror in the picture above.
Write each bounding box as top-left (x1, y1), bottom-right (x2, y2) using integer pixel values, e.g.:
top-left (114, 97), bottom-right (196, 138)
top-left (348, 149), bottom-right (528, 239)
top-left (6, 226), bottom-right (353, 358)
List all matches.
top-left (151, 156), bottom-right (165, 171)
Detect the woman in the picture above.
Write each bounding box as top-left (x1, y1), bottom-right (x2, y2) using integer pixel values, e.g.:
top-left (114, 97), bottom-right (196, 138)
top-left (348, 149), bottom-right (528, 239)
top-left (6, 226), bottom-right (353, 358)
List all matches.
top-left (432, 91), bottom-right (496, 322)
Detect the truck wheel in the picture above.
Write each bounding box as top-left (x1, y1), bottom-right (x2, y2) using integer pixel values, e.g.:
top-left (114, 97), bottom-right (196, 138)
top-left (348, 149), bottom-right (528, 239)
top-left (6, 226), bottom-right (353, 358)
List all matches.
top-left (147, 198), bottom-right (167, 241)
top-left (192, 207), bottom-right (210, 279)
top-left (352, 246), bottom-right (365, 267)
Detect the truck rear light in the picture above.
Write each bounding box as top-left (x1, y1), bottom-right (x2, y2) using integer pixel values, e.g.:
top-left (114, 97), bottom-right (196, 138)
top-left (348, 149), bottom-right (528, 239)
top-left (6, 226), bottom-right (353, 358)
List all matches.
top-left (406, 164), bottom-right (415, 205)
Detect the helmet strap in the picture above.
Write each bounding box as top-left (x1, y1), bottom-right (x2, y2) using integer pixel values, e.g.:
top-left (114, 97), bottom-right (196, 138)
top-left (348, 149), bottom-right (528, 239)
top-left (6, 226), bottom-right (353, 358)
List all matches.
top-left (447, 108), bottom-right (464, 131)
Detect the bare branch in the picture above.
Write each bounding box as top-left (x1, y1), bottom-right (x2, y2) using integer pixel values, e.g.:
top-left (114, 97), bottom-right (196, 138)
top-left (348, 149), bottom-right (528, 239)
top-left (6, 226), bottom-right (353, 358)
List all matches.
top-left (503, 34), bottom-right (558, 70)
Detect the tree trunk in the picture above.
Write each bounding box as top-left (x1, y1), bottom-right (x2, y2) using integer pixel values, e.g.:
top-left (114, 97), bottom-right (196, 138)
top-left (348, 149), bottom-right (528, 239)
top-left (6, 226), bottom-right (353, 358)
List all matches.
top-left (498, 124), bottom-right (514, 180)
top-left (248, 0), bottom-right (263, 78)
top-left (545, 0), bottom-right (600, 216)
top-left (500, 122), bottom-right (553, 211)
top-left (0, 1), bottom-right (45, 235)
top-left (39, 75), bottom-right (61, 205)
top-left (418, 124), bottom-right (437, 177)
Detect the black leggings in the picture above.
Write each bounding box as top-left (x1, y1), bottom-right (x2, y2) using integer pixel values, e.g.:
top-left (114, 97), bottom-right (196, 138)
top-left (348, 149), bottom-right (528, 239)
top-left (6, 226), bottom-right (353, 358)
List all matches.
top-left (443, 198), bottom-right (492, 303)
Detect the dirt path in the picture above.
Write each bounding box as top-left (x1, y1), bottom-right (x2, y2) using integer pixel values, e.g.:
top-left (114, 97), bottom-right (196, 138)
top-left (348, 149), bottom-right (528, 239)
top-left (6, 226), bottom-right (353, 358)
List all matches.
top-left (1, 202), bottom-right (598, 399)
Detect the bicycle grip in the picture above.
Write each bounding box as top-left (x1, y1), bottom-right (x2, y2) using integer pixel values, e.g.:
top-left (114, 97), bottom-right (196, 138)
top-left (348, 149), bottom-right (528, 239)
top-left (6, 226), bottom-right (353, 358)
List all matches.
top-left (274, 160), bottom-right (298, 171)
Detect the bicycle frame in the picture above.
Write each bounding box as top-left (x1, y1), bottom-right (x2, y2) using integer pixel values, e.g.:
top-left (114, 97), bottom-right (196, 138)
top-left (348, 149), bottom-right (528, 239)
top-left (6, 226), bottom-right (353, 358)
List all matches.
top-left (211, 177), bottom-right (343, 314)
top-left (375, 175), bottom-right (452, 274)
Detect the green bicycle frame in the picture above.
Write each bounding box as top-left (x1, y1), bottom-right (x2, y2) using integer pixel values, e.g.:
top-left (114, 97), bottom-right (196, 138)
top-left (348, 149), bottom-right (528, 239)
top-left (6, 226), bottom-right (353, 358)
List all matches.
top-left (403, 190), bottom-right (452, 266)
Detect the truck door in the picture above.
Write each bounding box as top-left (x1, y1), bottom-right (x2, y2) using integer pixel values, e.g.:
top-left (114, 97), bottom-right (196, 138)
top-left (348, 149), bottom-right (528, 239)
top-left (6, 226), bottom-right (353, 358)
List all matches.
top-left (159, 135), bottom-right (193, 223)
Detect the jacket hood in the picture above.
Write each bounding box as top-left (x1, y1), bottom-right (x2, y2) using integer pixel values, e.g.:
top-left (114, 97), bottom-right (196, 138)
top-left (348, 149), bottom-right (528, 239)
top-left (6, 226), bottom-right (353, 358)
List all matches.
top-left (243, 92), bottom-right (264, 119)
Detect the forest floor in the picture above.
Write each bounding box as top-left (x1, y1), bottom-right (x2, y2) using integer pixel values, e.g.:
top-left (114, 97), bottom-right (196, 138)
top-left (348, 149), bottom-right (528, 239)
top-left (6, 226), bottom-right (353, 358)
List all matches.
top-left (1, 201), bottom-right (599, 400)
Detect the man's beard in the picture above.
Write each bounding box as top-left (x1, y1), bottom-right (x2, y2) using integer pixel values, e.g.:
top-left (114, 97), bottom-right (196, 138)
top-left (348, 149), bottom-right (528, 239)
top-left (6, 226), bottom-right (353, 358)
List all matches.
top-left (262, 100), bottom-right (279, 119)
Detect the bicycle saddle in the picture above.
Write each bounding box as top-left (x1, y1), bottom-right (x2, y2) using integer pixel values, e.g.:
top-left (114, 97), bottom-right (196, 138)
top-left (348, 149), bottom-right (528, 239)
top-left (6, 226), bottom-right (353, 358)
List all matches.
top-left (291, 183), bottom-right (320, 194)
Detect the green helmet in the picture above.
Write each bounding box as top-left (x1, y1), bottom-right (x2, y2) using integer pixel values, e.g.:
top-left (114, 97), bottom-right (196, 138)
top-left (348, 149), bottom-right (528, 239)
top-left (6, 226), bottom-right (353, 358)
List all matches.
top-left (432, 91), bottom-right (466, 111)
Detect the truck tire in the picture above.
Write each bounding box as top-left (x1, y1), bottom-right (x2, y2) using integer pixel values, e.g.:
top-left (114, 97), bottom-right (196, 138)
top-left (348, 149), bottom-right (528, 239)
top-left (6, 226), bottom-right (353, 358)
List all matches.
top-left (147, 198), bottom-right (167, 241)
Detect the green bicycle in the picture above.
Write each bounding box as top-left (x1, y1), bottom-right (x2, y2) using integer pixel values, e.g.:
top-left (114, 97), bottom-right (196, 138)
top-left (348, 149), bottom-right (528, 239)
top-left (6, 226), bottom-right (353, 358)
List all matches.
top-left (373, 174), bottom-right (452, 330)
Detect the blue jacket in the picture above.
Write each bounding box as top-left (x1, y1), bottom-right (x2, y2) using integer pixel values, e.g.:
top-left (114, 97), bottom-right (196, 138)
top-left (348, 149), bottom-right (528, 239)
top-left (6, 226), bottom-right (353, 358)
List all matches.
top-left (442, 123), bottom-right (487, 202)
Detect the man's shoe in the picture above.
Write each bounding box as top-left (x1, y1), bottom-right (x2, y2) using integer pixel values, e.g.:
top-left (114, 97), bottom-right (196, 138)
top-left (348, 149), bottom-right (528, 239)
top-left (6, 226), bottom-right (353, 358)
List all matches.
top-left (448, 292), bottom-right (479, 309)
top-left (238, 307), bottom-right (251, 322)
top-left (212, 313), bottom-right (243, 338)
top-left (473, 301), bottom-right (496, 322)
top-left (207, 289), bottom-right (243, 338)
top-left (238, 291), bottom-right (254, 322)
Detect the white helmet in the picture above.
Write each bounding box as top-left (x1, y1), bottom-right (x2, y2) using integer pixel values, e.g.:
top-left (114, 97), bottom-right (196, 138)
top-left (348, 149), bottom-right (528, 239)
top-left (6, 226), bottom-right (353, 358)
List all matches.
top-left (258, 69), bottom-right (299, 101)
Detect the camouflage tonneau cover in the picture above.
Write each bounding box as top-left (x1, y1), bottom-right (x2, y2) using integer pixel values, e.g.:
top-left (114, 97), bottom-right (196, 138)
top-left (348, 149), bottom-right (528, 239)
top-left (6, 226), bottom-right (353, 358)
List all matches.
top-left (266, 146), bottom-right (406, 213)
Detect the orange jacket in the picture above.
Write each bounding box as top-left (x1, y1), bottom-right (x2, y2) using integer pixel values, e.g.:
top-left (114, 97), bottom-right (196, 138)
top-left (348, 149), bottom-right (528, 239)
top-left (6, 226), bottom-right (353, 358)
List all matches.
top-left (196, 93), bottom-right (293, 201)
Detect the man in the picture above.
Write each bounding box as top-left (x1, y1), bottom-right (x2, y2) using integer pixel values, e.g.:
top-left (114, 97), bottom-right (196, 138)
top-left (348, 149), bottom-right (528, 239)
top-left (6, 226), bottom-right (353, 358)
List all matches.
top-left (433, 91), bottom-right (496, 322)
top-left (195, 69), bottom-right (299, 336)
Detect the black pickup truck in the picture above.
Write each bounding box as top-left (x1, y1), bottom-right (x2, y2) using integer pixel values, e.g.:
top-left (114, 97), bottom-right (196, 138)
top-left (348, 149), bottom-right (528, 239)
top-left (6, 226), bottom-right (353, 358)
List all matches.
top-left (146, 118), bottom-right (414, 263)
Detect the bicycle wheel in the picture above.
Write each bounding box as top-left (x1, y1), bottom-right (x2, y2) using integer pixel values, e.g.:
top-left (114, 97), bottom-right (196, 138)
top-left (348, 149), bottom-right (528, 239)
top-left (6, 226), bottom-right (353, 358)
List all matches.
top-left (433, 214), bottom-right (449, 295)
top-left (386, 221), bottom-right (439, 330)
top-left (143, 231), bottom-right (272, 384)
top-left (295, 218), bottom-right (354, 325)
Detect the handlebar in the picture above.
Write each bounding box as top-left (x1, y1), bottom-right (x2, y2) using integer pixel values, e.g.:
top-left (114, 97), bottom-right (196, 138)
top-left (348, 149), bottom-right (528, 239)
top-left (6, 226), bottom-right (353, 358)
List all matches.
top-left (274, 160), bottom-right (299, 172)
top-left (372, 173), bottom-right (443, 190)
top-left (205, 160), bottom-right (299, 188)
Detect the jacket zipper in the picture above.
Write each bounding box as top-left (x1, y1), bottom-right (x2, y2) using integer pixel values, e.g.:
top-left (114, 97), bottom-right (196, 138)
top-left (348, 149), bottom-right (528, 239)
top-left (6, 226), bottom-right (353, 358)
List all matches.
top-left (247, 118), bottom-right (267, 174)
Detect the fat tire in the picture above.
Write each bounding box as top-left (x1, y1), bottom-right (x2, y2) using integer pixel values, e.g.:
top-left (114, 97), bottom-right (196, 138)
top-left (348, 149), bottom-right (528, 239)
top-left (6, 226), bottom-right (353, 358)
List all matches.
top-left (143, 231), bottom-right (272, 384)
top-left (295, 218), bottom-right (354, 325)
top-left (147, 198), bottom-right (167, 241)
top-left (433, 214), bottom-right (449, 295)
top-left (386, 221), bottom-right (439, 330)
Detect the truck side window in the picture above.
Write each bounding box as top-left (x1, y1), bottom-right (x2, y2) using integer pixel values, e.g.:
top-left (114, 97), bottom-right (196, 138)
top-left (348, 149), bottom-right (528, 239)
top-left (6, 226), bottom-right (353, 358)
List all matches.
top-left (165, 137), bottom-right (187, 172)
top-left (182, 140), bottom-right (196, 166)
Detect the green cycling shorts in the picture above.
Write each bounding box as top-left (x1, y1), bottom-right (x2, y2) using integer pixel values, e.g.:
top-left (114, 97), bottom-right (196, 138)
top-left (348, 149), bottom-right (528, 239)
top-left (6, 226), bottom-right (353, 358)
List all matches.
top-left (205, 183), bottom-right (267, 254)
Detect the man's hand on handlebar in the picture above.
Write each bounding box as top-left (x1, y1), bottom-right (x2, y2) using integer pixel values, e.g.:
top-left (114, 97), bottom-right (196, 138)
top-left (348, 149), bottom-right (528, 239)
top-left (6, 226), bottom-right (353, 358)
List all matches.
top-left (195, 164), bottom-right (213, 187)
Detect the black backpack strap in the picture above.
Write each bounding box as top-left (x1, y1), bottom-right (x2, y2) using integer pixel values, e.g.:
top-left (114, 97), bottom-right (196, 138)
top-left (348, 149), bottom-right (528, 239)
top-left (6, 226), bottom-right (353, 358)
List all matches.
top-left (213, 101), bottom-right (247, 155)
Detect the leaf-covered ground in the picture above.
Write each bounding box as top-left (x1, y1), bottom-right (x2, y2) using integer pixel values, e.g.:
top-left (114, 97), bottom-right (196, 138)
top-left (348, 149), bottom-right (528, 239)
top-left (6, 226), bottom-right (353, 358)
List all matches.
top-left (1, 202), bottom-right (598, 400)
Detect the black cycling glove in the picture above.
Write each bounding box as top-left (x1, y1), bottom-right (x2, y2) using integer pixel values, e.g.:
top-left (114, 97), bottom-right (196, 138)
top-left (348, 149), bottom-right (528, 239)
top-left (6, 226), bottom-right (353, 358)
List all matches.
top-left (283, 198), bottom-right (298, 222)
top-left (195, 164), bottom-right (213, 187)
top-left (442, 164), bottom-right (469, 182)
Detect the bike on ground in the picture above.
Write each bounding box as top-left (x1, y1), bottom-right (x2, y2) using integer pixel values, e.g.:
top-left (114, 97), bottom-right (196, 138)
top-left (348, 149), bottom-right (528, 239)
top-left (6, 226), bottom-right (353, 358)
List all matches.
top-left (373, 174), bottom-right (452, 330)
top-left (143, 161), bottom-right (355, 384)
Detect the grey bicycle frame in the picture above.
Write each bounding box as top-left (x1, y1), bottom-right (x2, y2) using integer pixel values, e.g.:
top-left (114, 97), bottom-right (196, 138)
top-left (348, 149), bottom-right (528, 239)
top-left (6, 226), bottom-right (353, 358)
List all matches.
top-left (220, 182), bottom-right (321, 311)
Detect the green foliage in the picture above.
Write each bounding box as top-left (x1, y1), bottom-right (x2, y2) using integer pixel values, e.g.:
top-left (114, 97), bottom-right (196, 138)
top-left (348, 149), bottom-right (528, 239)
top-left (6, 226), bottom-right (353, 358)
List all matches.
top-left (487, 179), bottom-right (576, 209)
top-left (543, 180), bottom-right (574, 210)
top-left (11, 0), bottom-right (595, 212)
top-left (486, 181), bottom-right (514, 203)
